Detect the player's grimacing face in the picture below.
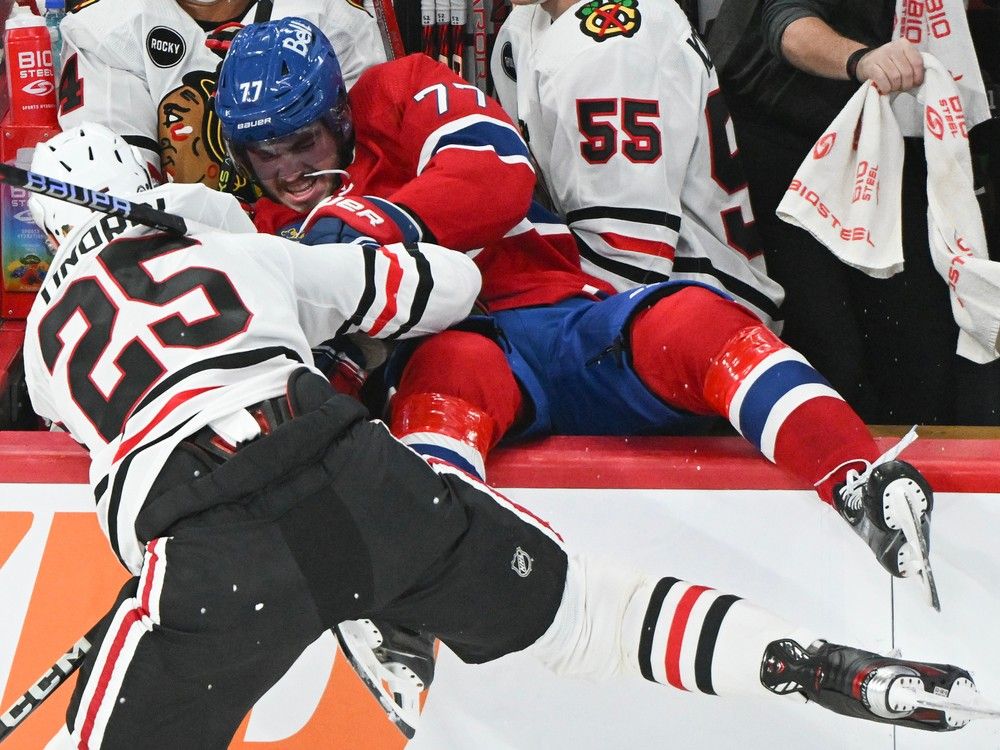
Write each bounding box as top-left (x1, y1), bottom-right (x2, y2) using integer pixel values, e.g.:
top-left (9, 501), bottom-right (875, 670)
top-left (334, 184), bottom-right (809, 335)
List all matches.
top-left (246, 121), bottom-right (344, 213)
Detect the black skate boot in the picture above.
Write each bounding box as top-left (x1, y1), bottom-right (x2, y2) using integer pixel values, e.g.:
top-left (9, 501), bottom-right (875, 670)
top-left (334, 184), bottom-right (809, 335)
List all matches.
top-left (834, 458), bottom-right (933, 578)
top-left (833, 429), bottom-right (938, 609)
top-left (335, 619), bottom-right (436, 738)
top-left (761, 639), bottom-right (982, 731)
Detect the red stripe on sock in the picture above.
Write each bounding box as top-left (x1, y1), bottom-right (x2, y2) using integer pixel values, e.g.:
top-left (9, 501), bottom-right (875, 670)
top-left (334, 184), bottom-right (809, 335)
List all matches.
top-left (665, 585), bottom-right (710, 690)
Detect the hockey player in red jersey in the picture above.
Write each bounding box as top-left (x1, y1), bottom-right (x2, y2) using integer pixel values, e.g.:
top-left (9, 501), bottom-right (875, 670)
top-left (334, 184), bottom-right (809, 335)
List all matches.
top-left (217, 16), bottom-right (939, 602)
top-left (24, 123), bottom-right (994, 749)
top-left (221, 25), bottom-right (955, 697)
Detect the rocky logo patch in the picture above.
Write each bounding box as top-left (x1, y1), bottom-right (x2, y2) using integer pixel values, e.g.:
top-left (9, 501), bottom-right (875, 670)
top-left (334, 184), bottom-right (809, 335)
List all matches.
top-left (146, 26), bottom-right (186, 68)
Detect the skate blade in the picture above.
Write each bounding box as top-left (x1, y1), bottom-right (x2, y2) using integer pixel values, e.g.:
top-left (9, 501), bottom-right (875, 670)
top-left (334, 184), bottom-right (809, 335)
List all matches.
top-left (898, 485), bottom-right (940, 612)
top-left (891, 679), bottom-right (1000, 722)
top-left (335, 622), bottom-right (421, 739)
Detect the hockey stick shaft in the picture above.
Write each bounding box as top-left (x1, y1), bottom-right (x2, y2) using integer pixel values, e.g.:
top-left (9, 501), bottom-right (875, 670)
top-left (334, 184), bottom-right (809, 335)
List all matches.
top-left (371, 0), bottom-right (406, 60)
top-left (0, 162), bottom-right (188, 236)
top-left (0, 624), bottom-right (97, 743)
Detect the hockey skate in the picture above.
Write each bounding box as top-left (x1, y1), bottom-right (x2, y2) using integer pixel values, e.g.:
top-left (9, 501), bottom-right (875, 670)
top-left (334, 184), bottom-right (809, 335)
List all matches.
top-left (761, 639), bottom-right (1000, 730)
top-left (335, 619), bottom-right (436, 738)
top-left (832, 427), bottom-right (939, 610)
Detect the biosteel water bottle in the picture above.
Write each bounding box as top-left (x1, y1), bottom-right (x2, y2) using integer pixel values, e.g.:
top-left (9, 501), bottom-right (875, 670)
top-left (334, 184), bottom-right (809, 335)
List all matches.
top-left (4, 14), bottom-right (58, 127)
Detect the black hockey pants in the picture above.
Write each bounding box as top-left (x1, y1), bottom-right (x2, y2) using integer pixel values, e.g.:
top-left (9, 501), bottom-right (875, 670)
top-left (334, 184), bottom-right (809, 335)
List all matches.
top-left (66, 370), bottom-right (568, 748)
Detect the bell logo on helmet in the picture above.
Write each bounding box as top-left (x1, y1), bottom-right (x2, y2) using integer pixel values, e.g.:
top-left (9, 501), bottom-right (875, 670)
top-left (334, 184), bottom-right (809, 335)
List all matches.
top-left (282, 19), bottom-right (314, 57)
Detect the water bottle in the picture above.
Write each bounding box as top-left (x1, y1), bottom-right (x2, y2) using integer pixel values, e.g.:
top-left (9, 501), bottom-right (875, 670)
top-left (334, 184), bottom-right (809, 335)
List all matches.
top-left (44, 0), bottom-right (66, 82)
top-left (3, 13), bottom-right (58, 126)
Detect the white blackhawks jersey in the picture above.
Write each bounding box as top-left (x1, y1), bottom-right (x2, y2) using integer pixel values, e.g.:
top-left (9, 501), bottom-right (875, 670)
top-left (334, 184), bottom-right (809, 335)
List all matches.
top-left (58, 0), bottom-right (386, 186)
top-left (491, 1), bottom-right (784, 328)
top-left (23, 184), bottom-right (481, 573)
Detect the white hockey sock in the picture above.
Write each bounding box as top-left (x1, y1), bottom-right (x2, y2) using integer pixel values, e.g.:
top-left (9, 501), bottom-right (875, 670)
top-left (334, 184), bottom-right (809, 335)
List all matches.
top-left (525, 554), bottom-right (817, 698)
top-left (524, 554), bottom-right (644, 680)
top-left (624, 577), bottom-right (818, 697)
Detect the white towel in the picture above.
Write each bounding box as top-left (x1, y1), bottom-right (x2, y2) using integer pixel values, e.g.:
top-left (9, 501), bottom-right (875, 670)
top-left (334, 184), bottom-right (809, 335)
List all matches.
top-left (892, 0), bottom-right (990, 137)
top-left (777, 54), bottom-right (1000, 363)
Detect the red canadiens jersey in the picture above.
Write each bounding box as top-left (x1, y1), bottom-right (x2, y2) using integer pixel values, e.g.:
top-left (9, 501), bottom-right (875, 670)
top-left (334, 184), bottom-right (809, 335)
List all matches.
top-left (23, 183), bottom-right (481, 573)
top-left (492, 2), bottom-right (784, 328)
top-left (254, 54), bottom-right (616, 311)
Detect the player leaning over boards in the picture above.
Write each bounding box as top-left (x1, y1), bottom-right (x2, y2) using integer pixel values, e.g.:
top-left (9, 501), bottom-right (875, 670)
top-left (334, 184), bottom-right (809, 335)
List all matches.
top-left (22, 122), bottom-right (477, 747)
top-left (218, 18), bottom-right (939, 601)
top-left (23, 126), bottom-right (997, 750)
top-left (57, 0), bottom-right (386, 189)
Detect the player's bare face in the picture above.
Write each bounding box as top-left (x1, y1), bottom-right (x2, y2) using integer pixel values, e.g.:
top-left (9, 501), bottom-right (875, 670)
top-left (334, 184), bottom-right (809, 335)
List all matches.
top-left (246, 122), bottom-right (343, 213)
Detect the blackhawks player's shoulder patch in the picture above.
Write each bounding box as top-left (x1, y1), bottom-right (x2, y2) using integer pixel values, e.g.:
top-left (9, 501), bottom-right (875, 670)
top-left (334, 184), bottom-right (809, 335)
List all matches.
top-left (576, 0), bottom-right (641, 42)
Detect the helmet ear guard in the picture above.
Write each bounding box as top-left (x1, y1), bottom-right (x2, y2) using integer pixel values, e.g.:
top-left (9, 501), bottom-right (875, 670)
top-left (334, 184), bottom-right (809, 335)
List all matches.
top-left (28, 122), bottom-right (154, 247)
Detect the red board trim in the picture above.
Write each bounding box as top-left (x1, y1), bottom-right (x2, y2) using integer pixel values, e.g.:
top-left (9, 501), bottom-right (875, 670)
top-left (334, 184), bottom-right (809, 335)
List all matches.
top-left (1, 432), bottom-right (998, 493)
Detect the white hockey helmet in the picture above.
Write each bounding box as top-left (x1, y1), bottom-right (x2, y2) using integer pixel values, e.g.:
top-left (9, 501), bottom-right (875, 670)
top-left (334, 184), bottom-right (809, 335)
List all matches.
top-left (28, 122), bottom-right (153, 247)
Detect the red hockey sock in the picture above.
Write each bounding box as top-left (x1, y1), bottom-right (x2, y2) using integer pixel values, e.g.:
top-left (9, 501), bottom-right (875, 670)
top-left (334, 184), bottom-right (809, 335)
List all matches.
top-left (630, 287), bottom-right (761, 415)
top-left (390, 331), bottom-right (522, 476)
top-left (772, 399), bottom-right (877, 505)
top-left (630, 288), bottom-right (879, 503)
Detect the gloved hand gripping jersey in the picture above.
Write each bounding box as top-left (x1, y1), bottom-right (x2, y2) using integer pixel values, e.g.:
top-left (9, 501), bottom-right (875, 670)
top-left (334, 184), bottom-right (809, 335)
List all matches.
top-left (299, 194), bottom-right (429, 246)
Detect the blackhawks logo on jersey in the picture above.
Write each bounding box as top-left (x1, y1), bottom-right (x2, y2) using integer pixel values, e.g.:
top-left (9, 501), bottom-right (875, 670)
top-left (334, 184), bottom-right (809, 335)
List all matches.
top-left (576, 0), bottom-right (641, 42)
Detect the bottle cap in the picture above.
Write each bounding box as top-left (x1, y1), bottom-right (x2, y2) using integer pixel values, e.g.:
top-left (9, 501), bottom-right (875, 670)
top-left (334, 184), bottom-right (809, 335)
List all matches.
top-left (45, 0), bottom-right (66, 9)
top-left (5, 14), bottom-right (46, 30)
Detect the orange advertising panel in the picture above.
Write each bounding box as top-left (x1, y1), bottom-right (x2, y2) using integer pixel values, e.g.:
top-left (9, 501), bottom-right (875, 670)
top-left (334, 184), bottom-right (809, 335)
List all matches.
top-left (0, 457), bottom-right (408, 748)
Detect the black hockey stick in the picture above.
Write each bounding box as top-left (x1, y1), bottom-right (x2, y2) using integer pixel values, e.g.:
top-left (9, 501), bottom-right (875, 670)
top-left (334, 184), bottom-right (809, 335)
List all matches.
top-left (0, 162), bottom-right (188, 236)
top-left (0, 623), bottom-right (97, 743)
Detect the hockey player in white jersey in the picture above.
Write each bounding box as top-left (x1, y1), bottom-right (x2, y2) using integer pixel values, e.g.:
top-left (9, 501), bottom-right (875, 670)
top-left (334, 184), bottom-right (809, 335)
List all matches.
top-left (492, 0), bottom-right (782, 326)
top-left (22, 124), bottom-right (998, 748)
top-left (56, 0), bottom-right (386, 189)
top-left (23, 122), bottom-right (480, 575)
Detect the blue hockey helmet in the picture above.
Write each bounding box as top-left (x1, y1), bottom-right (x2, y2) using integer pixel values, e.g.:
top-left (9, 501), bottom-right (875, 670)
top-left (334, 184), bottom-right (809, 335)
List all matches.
top-left (215, 17), bottom-right (354, 176)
